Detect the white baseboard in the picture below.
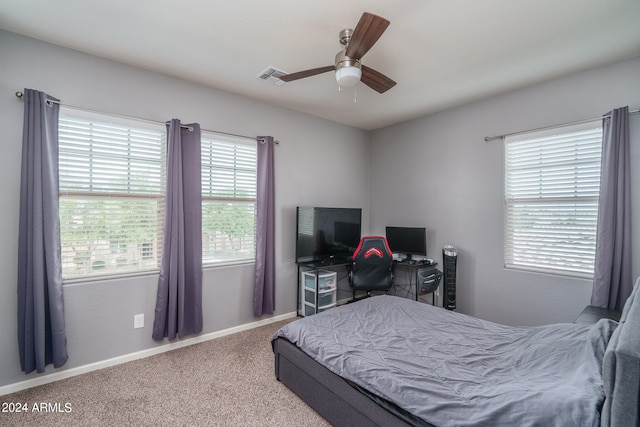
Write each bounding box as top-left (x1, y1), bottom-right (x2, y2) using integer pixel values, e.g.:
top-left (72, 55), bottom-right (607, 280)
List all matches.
top-left (0, 312), bottom-right (296, 396)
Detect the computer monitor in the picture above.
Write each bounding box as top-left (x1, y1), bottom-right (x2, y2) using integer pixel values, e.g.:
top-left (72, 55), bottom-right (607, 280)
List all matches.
top-left (296, 207), bottom-right (362, 263)
top-left (385, 226), bottom-right (427, 261)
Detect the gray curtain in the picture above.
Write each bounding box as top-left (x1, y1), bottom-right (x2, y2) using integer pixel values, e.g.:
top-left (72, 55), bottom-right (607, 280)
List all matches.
top-left (17, 89), bottom-right (68, 373)
top-left (253, 136), bottom-right (275, 317)
top-left (152, 120), bottom-right (203, 340)
top-left (591, 106), bottom-right (633, 311)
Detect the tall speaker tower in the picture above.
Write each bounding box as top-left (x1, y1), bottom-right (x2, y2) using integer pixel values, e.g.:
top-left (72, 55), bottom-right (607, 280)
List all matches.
top-left (442, 245), bottom-right (457, 310)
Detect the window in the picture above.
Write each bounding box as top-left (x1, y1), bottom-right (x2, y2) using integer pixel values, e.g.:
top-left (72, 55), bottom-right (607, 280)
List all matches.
top-left (58, 110), bottom-right (258, 281)
top-left (201, 133), bottom-right (257, 265)
top-left (58, 109), bottom-right (165, 279)
top-left (504, 121), bottom-right (603, 277)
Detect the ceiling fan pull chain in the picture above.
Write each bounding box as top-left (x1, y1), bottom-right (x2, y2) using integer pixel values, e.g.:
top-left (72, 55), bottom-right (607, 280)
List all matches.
top-left (354, 86), bottom-right (357, 103)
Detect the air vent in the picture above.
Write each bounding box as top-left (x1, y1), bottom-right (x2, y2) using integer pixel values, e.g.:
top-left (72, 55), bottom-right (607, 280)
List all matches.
top-left (256, 67), bottom-right (287, 86)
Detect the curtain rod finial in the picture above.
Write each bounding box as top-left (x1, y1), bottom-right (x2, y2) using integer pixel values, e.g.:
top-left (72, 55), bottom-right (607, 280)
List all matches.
top-left (16, 91), bottom-right (24, 99)
top-left (484, 135), bottom-right (503, 142)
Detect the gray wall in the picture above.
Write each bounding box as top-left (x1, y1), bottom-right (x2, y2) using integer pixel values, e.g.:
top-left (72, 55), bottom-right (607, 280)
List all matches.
top-left (1, 28), bottom-right (638, 390)
top-left (0, 31), bottom-right (371, 388)
top-left (370, 56), bottom-right (640, 326)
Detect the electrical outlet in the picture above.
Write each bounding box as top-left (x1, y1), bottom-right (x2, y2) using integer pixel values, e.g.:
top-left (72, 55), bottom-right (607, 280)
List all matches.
top-left (133, 314), bottom-right (144, 329)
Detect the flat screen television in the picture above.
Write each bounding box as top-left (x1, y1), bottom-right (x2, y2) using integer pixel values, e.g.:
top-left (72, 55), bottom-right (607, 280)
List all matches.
top-left (296, 207), bottom-right (362, 263)
top-left (385, 226), bottom-right (427, 261)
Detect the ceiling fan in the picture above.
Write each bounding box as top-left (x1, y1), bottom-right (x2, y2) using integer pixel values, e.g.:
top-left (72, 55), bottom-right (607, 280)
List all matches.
top-left (279, 12), bottom-right (396, 94)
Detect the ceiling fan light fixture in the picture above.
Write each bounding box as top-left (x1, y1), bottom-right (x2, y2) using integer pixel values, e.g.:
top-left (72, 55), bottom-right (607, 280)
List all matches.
top-left (335, 49), bottom-right (362, 87)
top-left (335, 66), bottom-right (362, 87)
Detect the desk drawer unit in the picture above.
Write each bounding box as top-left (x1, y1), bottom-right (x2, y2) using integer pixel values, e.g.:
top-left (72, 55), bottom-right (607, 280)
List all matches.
top-left (301, 270), bottom-right (337, 316)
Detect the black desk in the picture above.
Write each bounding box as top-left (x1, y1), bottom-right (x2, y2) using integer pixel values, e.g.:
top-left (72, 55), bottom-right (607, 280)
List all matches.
top-left (393, 260), bottom-right (440, 304)
top-left (297, 259), bottom-right (352, 270)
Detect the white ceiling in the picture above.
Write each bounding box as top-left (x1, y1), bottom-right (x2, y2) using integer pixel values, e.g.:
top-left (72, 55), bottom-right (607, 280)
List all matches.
top-left (1, 0), bottom-right (639, 130)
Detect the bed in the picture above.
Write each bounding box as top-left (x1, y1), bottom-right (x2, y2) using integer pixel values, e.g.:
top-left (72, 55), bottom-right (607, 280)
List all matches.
top-left (272, 276), bottom-right (640, 426)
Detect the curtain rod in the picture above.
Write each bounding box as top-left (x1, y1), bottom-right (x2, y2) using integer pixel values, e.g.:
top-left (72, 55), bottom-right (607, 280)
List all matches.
top-left (15, 91), bottom-right (278, 144)
top-left (483, 108), bottom-right (640, 142)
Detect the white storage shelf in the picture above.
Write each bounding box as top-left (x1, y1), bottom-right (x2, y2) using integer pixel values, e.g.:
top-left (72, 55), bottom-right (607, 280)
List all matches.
top-left (301, 270), bottom-right (337, 317)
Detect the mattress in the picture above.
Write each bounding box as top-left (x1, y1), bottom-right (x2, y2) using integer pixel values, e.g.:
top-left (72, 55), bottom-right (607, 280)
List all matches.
top-left (273, 295), bottom-right (617, 426)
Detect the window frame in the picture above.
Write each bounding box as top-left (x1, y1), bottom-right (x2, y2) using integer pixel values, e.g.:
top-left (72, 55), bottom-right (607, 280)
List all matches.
top-left (58, 108), bottom-right (167, 282)
top-left (503, 120), bottom-right (603, 279)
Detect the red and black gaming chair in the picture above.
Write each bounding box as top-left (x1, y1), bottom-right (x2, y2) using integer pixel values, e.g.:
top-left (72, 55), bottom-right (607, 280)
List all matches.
top-left (349, 236), bottom-right (394, 301)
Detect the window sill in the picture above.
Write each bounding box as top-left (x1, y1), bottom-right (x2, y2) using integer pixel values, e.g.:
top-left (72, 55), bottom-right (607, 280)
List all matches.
top-left (203, 259), bottom-right (255, 270)
top-left (63, 260), bottom-right (256, 285)
top-left (63, 269), bottom-right (160, 286)
top-left (504, 264), bottom-right (593, 280)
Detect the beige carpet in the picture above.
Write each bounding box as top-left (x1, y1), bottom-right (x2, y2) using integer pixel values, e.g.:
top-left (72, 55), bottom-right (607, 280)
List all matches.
top-left (1, 319), bottom-right (330, 427)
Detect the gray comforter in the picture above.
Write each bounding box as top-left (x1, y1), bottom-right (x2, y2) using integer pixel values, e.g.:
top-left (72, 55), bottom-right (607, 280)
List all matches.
top-left (273, 295), bottom-right (617, 426)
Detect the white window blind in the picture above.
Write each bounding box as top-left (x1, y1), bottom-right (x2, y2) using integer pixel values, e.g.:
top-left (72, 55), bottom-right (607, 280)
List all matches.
top-left (504, 121), bottom-right (603, 277)
top-left (201, 134), bottom-right (257, 264)
top-left (58, 109), bottom-right (165, 280)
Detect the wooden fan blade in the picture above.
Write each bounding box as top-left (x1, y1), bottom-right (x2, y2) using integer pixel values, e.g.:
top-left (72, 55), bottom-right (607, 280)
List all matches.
top-left (345, 12), bottom-right (390, 60)
top-left (279, 66), bottom-right (335, 82)
top-left (361, 65), bottom-right (396, 93)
